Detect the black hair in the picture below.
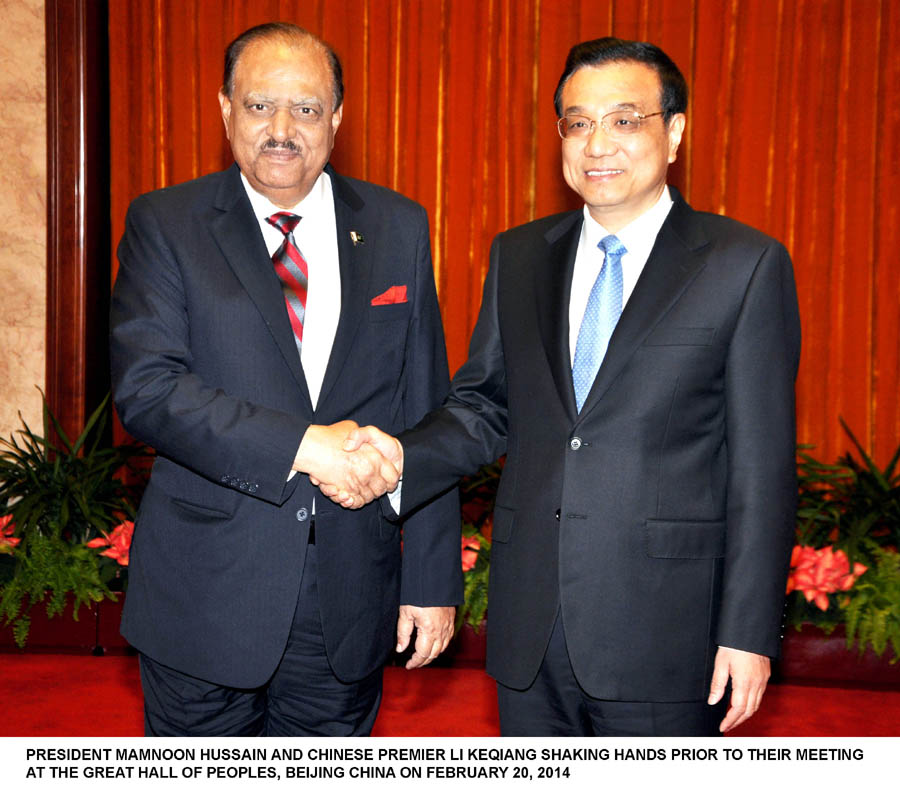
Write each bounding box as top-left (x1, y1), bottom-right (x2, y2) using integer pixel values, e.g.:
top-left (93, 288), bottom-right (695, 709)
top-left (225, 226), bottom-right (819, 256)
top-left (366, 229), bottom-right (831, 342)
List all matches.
top-left (222, 22), bottom-right (344, 110)
top-left (554, 37), bottom-right (687, 122)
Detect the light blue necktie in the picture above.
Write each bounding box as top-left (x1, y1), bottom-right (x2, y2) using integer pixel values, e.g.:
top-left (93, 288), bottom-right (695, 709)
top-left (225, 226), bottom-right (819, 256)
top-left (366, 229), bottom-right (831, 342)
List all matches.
top-left (572, 234), bottom-right (626, 412)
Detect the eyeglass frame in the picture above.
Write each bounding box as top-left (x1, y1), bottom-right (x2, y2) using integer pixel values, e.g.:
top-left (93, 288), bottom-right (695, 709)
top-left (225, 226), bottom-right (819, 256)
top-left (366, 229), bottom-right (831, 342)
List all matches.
top-left (556, 109), bottom-right (666, 140)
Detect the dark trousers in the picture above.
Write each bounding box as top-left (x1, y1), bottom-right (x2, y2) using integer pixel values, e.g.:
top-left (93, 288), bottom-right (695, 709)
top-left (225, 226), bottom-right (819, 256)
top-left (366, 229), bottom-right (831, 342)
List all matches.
top-left (140, 542), bottom-right (382, 736)
top-left (498, 611), bottom-right (725, 736)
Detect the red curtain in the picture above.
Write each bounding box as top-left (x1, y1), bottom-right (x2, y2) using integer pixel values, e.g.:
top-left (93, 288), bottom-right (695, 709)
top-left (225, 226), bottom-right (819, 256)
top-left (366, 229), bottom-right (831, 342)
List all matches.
top-left (109, 0), bottom-right (900, 464)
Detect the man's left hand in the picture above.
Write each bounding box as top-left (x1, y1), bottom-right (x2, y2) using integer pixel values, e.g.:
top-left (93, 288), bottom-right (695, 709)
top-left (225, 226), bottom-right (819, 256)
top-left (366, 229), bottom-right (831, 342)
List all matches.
top-left (396, 605), bottom-right (455, 670)
top-left (708, 646), bottom-right (771, 732)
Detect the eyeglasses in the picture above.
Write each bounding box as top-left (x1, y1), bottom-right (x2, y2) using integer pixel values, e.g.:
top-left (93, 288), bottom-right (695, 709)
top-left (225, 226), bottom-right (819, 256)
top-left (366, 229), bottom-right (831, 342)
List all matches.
top-left (557, 110), bottom-right (665, 140)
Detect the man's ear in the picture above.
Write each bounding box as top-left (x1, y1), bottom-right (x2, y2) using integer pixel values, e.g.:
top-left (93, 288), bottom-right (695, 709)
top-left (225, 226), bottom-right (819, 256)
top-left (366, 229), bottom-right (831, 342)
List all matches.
top-left (667, 113), bottom-right (686, 163)
top-left (218, 90), bottom-right (232, 140)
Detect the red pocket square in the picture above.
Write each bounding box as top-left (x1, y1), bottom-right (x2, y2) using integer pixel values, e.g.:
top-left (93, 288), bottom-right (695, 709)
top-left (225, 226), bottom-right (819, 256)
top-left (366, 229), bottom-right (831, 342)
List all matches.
top-left (371, 285), bottom-right (408, 305)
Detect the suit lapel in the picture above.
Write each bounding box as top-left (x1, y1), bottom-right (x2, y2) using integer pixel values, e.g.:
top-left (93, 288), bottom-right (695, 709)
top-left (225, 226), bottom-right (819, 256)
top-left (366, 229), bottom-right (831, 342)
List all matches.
top-left (578, 191), bottom-right (711, 416)
top-left (535, 212), bottom-right (582, 424)
top-left (315, 166), bottom-right (372, 410)
top-left (209, 165), bottom-right (313, 409)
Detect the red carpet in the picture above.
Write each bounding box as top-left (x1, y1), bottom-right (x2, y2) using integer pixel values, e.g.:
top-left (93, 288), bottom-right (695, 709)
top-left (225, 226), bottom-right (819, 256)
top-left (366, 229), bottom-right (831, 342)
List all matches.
top-left (1, 654), bottom-right (898, 736)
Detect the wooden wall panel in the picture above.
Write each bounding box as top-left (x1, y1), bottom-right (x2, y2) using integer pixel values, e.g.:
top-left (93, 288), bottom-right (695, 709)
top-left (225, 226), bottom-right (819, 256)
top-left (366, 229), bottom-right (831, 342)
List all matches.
top-left (873, 0), bottom-right (900, 458)
top-left (107, 0), bottom-right (900, 464)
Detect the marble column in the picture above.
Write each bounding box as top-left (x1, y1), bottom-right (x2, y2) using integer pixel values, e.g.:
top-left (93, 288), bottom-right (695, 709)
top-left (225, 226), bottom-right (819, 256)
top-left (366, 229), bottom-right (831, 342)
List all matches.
top-left (0, 0), bottom-right (45, 438)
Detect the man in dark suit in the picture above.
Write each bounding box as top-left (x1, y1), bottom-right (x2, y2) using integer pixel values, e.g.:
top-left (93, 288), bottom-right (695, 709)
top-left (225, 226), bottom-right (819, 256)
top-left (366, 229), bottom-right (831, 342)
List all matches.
top-left (110, 22), bottom-right (460, 736)
top-left (342, 38), bottom-right (800, 736)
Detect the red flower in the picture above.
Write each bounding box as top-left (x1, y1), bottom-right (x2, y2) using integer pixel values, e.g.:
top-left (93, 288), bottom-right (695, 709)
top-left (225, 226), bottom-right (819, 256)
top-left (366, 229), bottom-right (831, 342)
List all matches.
top-left (0, 514), bottom-right (19, 553)
top-left (461, 534), bottom-right (481, 572)
top-left (785, 544), bottom-right (867, 611)
top-left (87, 520), bottom-right (134, 566)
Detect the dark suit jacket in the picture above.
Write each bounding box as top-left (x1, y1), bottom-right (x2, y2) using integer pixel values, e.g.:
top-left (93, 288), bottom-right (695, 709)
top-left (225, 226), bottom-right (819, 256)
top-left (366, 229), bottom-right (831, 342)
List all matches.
top-left (399, 189), bottom-right (801, 702)
top-left (110, 163), bottom-right (461, 689)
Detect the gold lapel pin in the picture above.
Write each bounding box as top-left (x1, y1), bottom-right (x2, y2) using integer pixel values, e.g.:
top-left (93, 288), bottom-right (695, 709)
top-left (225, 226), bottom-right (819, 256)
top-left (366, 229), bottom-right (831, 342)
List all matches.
top-left (350, 231), bottom-right (365, 246)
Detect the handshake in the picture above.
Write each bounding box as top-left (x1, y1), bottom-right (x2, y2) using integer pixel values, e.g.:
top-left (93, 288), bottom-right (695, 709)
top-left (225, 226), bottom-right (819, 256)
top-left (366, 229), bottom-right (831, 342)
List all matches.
top-left (293, 421), bottom-right (404, 509)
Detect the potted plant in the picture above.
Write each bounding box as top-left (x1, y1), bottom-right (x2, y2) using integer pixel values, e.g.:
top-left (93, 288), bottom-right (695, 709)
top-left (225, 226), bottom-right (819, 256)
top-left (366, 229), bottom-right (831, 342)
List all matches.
top-left (783, 420), bottom-right (900, 676)
top-left (0, 392), bottom-right (143, 648)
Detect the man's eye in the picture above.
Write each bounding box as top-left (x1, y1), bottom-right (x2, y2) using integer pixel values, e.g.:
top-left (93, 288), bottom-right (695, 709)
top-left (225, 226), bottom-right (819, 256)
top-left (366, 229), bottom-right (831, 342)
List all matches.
top-left (568, 119), bottom-right (588, 129)
top-left (248, 103), bottom-right (269, 112)
top-left (293, 106), bottom-right (322, 121)
top-left (613, 116), bottom-right (639, 128)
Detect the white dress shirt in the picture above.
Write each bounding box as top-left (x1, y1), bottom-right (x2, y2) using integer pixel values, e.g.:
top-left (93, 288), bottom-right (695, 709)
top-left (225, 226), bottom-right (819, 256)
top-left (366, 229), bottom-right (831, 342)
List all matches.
top-left (569, 186), bottom-right (674, 366)
top-left (241, 171), bottom-right (340, 409)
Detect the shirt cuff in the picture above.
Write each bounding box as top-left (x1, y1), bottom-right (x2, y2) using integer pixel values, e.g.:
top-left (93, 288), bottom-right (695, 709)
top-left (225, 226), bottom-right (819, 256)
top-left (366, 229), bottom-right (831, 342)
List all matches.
top-left (387, 480), bottom-right (402, 515)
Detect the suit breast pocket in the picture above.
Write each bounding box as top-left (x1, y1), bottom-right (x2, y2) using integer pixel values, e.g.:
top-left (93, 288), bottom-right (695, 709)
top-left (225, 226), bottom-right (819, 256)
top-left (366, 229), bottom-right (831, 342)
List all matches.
top-left (367, 303), bottom-right (410, 323)
top-left (642, 327), bottom-right (716, 347)
top-left (355, 305), bottom-right (411, 386)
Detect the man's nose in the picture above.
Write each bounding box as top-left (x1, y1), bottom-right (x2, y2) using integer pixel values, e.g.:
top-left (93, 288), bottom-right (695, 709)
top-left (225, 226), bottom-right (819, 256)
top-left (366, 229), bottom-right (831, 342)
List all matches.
top-left (268, 107), bottom-right (295, 141)
top-left (584, 122), bottom-right (617, 157)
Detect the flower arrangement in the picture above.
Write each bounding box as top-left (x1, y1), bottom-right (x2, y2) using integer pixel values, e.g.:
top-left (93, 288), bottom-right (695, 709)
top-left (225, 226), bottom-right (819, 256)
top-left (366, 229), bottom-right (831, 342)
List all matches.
top-left (786, 545), bottom-right (867, 611)
top-left (787, 420), bottom-right (900, 662)
top-left (86, 520), bottom-right (135, 567)
top-left (456, 461), bottom-right (499, 633)
top-left (0, 513), bottom-right (20, 553)
top-left (0, 393), bottom-right (143, 647)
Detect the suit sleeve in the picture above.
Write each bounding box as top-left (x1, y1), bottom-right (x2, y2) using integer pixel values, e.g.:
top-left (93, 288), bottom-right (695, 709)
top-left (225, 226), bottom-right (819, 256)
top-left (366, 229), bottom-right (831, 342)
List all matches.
top-left (396, 206), bottom-right (464, 606)
top-left (110, 195), bottom-right (308, 506)
top-left (398, 233), bottom-right (510, 516)
top-left (716, 241), bottom-right (801, 657)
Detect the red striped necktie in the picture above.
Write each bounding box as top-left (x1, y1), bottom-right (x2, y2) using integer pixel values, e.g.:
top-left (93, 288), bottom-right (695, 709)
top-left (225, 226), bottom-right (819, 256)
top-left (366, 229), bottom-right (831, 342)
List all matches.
top-left (266, 212), bottom-right (308, 355)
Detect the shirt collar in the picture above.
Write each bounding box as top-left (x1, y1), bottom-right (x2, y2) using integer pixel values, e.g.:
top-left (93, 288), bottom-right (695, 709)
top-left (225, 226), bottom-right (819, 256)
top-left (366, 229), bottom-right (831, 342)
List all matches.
top-left (240, 170), bottom-right (332, 223)
top-left (581, 186), bottom-right (673, 261)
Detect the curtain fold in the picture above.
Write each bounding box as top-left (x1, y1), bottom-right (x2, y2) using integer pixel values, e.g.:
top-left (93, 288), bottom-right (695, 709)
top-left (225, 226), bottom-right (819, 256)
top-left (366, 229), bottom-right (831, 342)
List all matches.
top-left (109, 0), bottom-right (900, 463)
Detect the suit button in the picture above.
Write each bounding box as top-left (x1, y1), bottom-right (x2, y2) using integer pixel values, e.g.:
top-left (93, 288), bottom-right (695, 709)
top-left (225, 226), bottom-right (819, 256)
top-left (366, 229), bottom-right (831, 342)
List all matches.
top-left (220, 475), bottom-right (229, 484)
top-left (296, 507), bottom-right (309, 522)
top-left (248, 483), bottom-right (258, 494)
top-left (555, 509), bottom-right (560, 520)
top-left (570, 437), bottom-right (582, 450)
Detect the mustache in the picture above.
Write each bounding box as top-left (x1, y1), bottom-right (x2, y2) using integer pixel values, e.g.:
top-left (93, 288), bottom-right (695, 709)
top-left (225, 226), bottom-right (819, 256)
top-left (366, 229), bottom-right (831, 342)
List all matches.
top-left (262, 139), bottom-right (299, 152)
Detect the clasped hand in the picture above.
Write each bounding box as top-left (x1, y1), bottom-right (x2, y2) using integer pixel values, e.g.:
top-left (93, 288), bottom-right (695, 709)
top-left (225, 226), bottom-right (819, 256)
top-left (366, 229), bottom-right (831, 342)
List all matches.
top-left (294, 421), bottom-right (403, 509)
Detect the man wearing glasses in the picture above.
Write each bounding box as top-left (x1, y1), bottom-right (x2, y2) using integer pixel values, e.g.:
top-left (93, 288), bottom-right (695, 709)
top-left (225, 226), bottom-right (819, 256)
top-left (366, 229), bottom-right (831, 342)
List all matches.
top-left (341, 37), bottom-right (801, 736)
